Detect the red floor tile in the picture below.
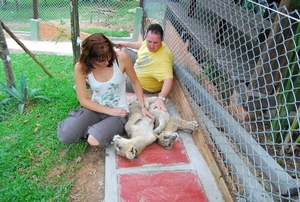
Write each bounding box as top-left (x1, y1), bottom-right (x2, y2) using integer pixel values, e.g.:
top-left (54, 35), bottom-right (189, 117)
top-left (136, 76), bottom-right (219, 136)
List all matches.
top-left (119, 171), bottom-right (208, 202)
top-left (117, 140), bottom-right (189, 168)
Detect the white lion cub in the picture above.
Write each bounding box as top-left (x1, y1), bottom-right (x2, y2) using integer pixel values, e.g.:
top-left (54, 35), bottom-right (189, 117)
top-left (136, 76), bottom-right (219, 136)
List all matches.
top-left (112, 98), bottom-right (156, 160)
top-left (112, 97), bottom-right (199, 160)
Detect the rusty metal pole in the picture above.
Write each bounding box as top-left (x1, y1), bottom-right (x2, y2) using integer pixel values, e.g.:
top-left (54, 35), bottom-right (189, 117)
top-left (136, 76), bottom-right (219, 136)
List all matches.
top-left (33, 0), bottom-right (38, 19)
top-left (139, 0), bottom-right (143, 8)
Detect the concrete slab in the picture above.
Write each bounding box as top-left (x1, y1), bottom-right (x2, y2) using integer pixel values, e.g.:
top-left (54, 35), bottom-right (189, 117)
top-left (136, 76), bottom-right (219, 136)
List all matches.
top-left (6, 38), bottom-right (73, 55)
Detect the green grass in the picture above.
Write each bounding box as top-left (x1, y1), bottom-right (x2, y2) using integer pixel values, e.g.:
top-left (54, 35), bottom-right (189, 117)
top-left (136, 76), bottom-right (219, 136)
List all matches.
top-left (82, 28), bottom-right (130, 37)
top-left (0, 53), bottom-right (89, 201)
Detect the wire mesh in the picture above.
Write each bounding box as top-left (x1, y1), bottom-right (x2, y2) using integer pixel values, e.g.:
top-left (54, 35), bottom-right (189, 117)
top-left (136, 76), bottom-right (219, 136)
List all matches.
top-left (1, 0), bottom-right (300, 201)
top-left (143, 0), bottom-right (300, 201)
top-left (0, 0), bottom-right (140, 38)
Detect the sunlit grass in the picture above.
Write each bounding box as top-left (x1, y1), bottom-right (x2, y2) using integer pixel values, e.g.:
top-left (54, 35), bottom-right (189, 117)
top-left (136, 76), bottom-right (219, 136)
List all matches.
top-left (82, 28), bottom-right (130, 37)
top-left (0, 53), bottom-right (89, 201)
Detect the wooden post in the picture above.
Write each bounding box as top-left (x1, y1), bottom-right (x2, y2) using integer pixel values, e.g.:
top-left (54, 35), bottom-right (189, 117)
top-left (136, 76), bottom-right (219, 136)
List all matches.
top-left (70, 0), bottom-right (80, 66)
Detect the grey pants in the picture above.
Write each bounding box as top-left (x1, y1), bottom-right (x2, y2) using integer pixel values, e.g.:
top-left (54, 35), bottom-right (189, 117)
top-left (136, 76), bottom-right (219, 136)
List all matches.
top-left (57, 107), bottom-right (128, 148)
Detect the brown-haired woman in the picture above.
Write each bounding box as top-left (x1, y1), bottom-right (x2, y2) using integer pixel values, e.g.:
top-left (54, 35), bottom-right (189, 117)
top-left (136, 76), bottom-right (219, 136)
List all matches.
top-left (57, 33), bottom-right (154, 149)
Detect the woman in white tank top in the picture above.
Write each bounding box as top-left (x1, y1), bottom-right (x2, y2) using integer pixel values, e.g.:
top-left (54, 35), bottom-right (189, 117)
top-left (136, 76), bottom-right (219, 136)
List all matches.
top-left (57, 33), bottom-right (154, 149)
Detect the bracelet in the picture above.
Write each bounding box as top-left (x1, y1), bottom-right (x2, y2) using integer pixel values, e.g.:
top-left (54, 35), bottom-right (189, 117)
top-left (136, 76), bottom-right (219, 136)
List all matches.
top-left (158, 94), bottom-right (166, 101)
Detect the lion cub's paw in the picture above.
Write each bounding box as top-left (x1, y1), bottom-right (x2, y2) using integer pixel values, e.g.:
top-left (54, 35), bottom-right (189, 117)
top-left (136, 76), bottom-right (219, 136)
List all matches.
top-left (153, 128), bottom-right (161, 135)
top-left (157, 131), bottom-right (179, 150)
top-left (191, 121), bottom-right (199, 131)
top-left (126, 147), bottom-right (138, 160)
top-left (112, 134), bottom-right (121, 142)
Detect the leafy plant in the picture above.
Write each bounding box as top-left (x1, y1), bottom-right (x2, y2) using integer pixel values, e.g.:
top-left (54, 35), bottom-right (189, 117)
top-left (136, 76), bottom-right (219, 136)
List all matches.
top-left (0, 71), bottom-right (50, 114)
top-left (203, 65), bottom-right (223, 85)
top-left (270, 22), bottom-right (300, 151)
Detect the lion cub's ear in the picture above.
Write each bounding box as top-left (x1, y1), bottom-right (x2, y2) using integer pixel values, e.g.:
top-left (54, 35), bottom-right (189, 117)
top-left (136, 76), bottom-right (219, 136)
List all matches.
top-left (126, 147), bottom-right (137, 160)
top-left (127, 98), bottom-right (137, 105)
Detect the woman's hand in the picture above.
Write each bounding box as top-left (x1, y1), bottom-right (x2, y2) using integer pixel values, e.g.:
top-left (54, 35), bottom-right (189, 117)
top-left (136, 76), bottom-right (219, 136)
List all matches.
top-left (108, 108), bottom-right (128, 117)
top-left (141, 107), bottom-right (155, 121)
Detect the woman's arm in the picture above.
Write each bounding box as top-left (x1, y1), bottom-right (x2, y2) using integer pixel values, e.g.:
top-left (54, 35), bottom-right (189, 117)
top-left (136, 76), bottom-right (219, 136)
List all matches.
top-left (117, 51), bottom-right (155, 120)
top-left (74, 62), bottom-right (128, 117)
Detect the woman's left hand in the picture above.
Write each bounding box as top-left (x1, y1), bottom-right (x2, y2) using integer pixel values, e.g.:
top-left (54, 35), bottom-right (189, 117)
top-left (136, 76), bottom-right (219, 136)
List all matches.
top-left (141, 108), bottom-right (155, 121)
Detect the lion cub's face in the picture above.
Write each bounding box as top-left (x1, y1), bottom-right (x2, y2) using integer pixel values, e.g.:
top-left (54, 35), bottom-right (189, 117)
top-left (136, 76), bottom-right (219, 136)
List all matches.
top-left (112, 135), bottom-right (138, 160)
top-left (157, 131), bottom-right (178, 149)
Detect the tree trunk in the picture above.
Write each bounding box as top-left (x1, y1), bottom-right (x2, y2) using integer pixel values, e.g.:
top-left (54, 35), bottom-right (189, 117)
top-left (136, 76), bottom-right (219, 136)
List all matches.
top-left (0, 20), bottom-right (15, 88)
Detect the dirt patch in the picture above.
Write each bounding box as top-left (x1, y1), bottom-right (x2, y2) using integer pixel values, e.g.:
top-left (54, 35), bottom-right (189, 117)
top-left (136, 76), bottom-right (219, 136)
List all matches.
top-left (47, 19), bottom-right (134, 32)
top-left (69, 145), bottom-right (105, 202)
top-left (3, 19), bottom-right (134, 42)
top-left (39, 19), bottom-right (134, 41)
top-left (46, 145), bottom-right (105, 201)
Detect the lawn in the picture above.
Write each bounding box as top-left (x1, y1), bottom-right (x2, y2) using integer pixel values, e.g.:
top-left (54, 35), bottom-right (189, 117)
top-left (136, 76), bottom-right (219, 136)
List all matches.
top-left (0, 53), bottom-right (89, 201)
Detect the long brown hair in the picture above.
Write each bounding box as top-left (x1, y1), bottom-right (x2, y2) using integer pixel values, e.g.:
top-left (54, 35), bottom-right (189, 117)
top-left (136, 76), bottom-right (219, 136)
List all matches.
top-left (78, 33), bottom-right (117, 74)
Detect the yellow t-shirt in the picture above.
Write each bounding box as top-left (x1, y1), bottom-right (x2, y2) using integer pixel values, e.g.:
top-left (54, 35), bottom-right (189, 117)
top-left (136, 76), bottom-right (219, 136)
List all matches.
top-left (134, 41), bottom-right (173, 93)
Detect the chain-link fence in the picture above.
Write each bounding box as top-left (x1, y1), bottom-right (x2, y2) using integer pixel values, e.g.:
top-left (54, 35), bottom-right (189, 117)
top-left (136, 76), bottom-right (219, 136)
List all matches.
top-left (1, 0), bottom-right (300, 201)
top-left (141, 0), bottom-right (299, 201)
top-left (0, 0), bottom-right (140, 38)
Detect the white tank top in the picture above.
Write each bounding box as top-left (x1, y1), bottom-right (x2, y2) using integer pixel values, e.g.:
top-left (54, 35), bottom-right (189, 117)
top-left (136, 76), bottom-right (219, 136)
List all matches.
top-left (88, 60), bottom-right (129, 112)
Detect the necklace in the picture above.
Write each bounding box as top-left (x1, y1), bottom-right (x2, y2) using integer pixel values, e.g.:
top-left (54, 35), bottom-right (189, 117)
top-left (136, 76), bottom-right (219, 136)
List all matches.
top-left (101, 69), bottom-right (105, 76)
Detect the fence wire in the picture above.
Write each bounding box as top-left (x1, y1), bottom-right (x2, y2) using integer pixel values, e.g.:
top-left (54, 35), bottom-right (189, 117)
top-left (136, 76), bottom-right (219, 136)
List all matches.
top-left (1, 0), bottom-right (300, 201)
top-left (142, 0), bottom-right (299, 201)
top-left (0, 0), bottom-right (139, 38)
